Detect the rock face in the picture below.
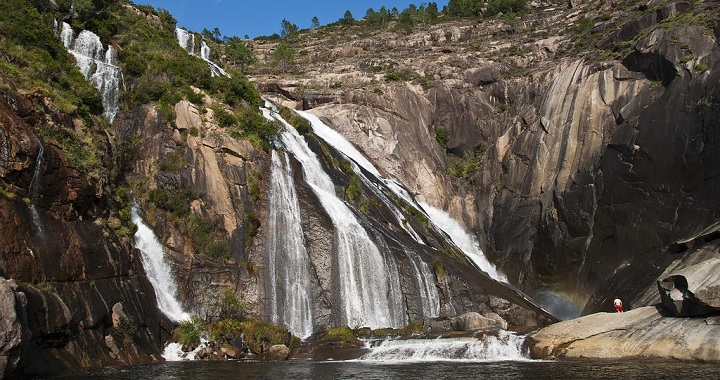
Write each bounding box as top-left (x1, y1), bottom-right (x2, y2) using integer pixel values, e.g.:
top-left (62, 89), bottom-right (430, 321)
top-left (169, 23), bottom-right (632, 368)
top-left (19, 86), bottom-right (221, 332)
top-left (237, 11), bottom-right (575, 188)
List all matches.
top-left (527, 306), bottom-right (720, 361)
top-left (252, 0), bottom-right (720, 318)
top-left (0, 87), bottom-right (167, 377)
top-left (658, 267), bottom-right (720, 317)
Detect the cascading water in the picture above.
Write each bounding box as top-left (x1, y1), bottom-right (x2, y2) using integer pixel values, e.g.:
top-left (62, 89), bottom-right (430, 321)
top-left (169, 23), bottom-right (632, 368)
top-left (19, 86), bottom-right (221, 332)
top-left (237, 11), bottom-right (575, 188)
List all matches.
top-left (265, 108), bottom-right (405, 330)
top-left (175, 28), bottom-right (195, 54)
top-left (421, 203), bottom-right (507, 283)
top-left (175, 28), bottom-right (229, 78)
top-left (200, 41), bottom-right (211, 61)
top-left (131, 206), bottom-right (190, 322)
top-left (28, 136), bottom-right (45, 236)
top-left (297, 110), bottom-right (507, 283)
top-left (60, 22), bottom-right (120, 123)
top-left (359, 331), bottom-right (529, 362)
top-left (266, 151), bottom-right (314, 339)
top-left (402, 250), bottom-right (440, 317)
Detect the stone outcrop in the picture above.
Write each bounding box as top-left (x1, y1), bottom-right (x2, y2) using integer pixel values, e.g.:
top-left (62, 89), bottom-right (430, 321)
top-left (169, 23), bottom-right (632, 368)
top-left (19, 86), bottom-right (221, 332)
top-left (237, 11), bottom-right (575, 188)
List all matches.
top-left (527, 306), bottom-right (720, 361)
top-left (658, 267), bottom-right (720, 317)
top-left (450, 312), bottom-right (502, 331)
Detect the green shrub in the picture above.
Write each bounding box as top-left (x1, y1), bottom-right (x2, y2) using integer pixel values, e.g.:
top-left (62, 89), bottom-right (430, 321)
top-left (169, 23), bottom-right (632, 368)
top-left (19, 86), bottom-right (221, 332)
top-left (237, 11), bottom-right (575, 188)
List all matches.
top-left (345, 175), bottom-right (362, 201)
top-left (278, 106), bottom-right (311, 134)
top-left (385, 69), bottom-right (413, 82)
top-left (211, 288), bottom-right (251, 320)
top-left (174, 317), bottom-right (203, 348)
top-left (148, 188), bottom-right (199, 216)
top-left (324, 326), bottom-right (355, 342)
top-left (213, 107), bottom-right (238, 128)
top-left (436, 128), bottom-right (449, 148)
top-left (240, 318), bottom-right (300, 349)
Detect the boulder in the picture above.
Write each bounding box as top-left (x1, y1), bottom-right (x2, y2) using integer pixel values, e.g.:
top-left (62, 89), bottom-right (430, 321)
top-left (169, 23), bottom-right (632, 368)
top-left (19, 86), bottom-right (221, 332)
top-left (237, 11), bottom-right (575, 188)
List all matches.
top-left (423, 318), bottom-right (453, 333)
top-left (657, 258), bottom-right (720, 316)
top-left (528, 306), bottom-right (720, 361)
top-left (266, 344), bottom-right (289, 361)
top-left (483, 312), bottom-right (509, 330)
top-left (450, 312), bottom-right (502, 331)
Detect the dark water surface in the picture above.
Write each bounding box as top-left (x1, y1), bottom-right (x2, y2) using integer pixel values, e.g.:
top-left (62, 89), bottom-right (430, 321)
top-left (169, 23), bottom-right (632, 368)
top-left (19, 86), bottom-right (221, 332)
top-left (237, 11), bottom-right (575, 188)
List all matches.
top-left (35, 359), bottom-right (720, 380)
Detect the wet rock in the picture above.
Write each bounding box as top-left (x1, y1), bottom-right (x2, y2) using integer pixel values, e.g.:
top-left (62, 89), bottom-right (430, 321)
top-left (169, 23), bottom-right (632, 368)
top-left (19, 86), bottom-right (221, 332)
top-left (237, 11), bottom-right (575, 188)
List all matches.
top-left (266, 344), bottom-right (289, 361)
top-left (450, 312), bottom-right (501, 331)
top-left (423, 318), bottom-right (453, 333)
top-left (528, 306), bottom-right (720, 361)
top-left (0, 278), bottom-right (27, 380)
top-left (104, 335), bottom-right (120, 359)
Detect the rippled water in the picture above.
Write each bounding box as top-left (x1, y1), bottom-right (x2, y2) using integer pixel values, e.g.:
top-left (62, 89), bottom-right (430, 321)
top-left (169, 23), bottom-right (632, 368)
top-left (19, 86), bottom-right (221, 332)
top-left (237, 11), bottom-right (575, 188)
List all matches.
top-left (36, 360), bottom-right (720, 380)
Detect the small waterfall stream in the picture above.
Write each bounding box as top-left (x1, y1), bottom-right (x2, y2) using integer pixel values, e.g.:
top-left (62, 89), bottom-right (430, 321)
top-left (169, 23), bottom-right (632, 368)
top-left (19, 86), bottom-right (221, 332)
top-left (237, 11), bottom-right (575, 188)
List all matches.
top-left (421, 203), bottom-right (507, 283)
top-left (175, 28), bottom-right (229, 77)
top-left (267, 151), bottom-right (314, 339)
top-left (28, 136), bottom-right (45, 236)
top-left (131, 206), bottom-right (190, 322)
top-left (60, 22), bottom-right (120, 122)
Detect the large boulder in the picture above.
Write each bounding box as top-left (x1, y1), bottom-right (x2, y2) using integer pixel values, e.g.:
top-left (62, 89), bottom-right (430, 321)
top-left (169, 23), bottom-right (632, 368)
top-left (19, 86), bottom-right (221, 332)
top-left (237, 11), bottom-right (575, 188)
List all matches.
top-left (450, 312), bottom-right (502, 331)
top-left (657, 258), bottom-right (720, 316)
top-left (266, 344), bottom-right (289, 361)
top-left (527, 306), bottom-right (720, 361)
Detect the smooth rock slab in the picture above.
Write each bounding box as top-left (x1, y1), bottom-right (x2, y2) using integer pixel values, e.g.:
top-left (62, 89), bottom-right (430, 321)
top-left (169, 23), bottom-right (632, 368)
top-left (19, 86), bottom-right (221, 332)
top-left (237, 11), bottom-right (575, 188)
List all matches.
top-left (657, 258), bottom-right (720, 316)
top-left (527, 306), bottom-right (720, 362)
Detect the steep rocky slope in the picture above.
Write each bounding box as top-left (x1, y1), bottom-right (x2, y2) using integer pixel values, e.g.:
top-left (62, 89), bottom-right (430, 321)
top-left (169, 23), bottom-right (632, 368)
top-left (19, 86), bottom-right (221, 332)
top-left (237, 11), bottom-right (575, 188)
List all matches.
top-left (252, 0), bottom-right (720, 317)
top-left (0, 85), bottom-right (168, 377)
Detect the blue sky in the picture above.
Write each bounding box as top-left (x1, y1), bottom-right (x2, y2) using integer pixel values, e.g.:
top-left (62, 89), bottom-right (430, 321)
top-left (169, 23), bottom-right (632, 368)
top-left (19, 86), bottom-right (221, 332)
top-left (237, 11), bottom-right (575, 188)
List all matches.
top-left (136, 1), bottom-right (449, 39)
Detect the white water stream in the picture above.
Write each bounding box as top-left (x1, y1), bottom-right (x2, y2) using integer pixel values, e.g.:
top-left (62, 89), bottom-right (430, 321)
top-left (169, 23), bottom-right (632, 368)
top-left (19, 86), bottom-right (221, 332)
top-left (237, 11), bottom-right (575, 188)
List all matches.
top-left (359, 332), bottom-right (528, 362)
top-left (266, 151), bottom-right (314, 338)
top-left (131, 207), bottom-right (190, 322)
top-left (60, 22), bottom-right (120, 122)
top-left (175, 28), bottom-right (229, 77)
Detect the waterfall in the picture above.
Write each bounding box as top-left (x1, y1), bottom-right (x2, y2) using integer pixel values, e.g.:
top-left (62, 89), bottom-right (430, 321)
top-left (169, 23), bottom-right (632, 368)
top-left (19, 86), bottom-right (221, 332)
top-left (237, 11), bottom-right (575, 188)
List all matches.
top-left (60, 22), bottom-right (120, 123)
top-left (266, 108), bottom-right (405, 330)
top-left (175, 28), bottom-right (195, 54)
top-left (421, 203), bottom-right (507, 283)
top-left (200, 41), bottom-right (211, 61)
top-left (298, 110), bottom-right (506, 282)
top-left (28, 136), bottom-right (45, 236)
top-left (359, 332), bottom-right (528, 362)
top-left (403, 250), bottom-right (440, 317)
top-left (175, 28), bottom-right (229, 78)
top-left (131, 207), bottom-right (190, 322)
top-left (266, 151), bottom-right (314, 339)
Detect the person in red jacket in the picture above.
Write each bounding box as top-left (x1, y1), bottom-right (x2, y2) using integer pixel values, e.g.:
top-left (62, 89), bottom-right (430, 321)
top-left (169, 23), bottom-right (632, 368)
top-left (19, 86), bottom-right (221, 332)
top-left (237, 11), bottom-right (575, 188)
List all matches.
top-left (614, 297), bottom-right (623, 313)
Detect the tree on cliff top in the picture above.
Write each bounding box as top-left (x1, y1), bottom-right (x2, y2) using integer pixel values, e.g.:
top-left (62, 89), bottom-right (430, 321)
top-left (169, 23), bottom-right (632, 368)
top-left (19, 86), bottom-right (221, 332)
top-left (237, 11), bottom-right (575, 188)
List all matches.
top-left (224, 37), bottom-right (256, 74)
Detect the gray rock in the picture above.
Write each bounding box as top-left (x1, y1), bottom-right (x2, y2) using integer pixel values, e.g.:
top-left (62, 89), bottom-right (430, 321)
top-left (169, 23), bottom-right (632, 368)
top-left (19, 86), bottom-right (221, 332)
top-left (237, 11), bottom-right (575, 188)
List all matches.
top-left (528, 306), bottom-right (720, 361)
top-left (657, 258), bottom-right (720, 316)
top-left (450, 312), bottom-right (501, 331)
top-left (0, 278), bottom-right (25, 379)
top-left (266, 344), bottom-right (289, 361)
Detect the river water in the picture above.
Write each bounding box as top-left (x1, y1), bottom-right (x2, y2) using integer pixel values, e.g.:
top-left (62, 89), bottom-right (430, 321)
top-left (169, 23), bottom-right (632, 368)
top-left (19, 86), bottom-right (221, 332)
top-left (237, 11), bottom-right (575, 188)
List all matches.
top-left (36, 359), bottom-right (720, 380)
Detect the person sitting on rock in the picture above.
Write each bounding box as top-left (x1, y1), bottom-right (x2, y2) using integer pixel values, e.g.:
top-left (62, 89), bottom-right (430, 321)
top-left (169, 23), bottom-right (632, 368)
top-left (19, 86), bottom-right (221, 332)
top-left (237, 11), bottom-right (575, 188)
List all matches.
top-left (614, 297), bottom-right (623, 313)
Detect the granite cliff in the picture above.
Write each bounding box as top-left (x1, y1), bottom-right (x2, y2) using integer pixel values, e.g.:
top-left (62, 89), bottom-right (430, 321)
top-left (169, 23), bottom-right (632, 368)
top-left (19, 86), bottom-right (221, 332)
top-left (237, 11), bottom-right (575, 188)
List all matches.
top-left (252, 0), bottom-right (720, 319)
top-left (1, 0), bottom-right (720, 375)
